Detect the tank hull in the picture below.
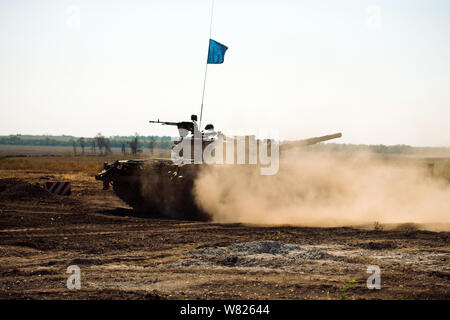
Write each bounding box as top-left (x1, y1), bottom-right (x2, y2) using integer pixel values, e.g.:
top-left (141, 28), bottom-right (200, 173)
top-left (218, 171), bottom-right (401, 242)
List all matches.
top-left (95, 159), bottom-right (209, 220)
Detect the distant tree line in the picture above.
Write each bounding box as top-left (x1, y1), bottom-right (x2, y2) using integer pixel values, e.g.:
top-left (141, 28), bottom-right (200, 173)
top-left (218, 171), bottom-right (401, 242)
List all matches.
top-left (0, 134), bottom-right (174, 150)
top-left (2, 134), bottom-right (449, 156)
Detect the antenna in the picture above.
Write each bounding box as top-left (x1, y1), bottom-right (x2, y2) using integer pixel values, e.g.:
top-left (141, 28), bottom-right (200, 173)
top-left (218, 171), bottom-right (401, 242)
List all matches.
top-left (199, 0), bottom-right (215, 129)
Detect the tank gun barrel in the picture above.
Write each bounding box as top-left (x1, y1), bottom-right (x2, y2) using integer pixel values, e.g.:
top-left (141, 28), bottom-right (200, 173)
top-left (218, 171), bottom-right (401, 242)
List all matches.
top-left (280, 132), bottom-right (342, 152)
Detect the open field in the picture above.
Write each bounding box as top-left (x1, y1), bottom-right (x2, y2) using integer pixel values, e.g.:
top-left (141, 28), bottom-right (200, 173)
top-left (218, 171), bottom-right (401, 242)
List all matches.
top-left (0, 147), bottom-right (171, 175)
top-left (0, 151), bottom-right (449, 300)
top-left (0, 145), bottom-right (171, 157)
top-left (1, 147), bottom-right (450, 179)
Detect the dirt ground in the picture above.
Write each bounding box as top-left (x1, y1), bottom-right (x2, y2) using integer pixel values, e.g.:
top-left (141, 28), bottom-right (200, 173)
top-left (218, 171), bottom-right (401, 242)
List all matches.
top-left (0, 170), bottom-right (449, 300)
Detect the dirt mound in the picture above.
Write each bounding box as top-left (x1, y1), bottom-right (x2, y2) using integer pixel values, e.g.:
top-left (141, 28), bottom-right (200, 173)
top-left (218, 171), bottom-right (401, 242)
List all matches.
top-left (0, 178), bottom-right (52, 201)
top-left (166, 241), bottom-right (333, 271)
top-left (0, 178), bottom-right (80, 207)
top-left (196, 241), bottom-right (330, 259)
top-left (231, 241), bottom-right (289, 255)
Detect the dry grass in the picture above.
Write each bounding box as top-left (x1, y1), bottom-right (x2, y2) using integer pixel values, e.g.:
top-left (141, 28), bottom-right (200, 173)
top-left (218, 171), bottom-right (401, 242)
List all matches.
top-left (0, 150), bottom-right (449, 180)
top-left (0, 155), bottom-right (155, 175)
top-left (0, 145), bottom-right (171, 175)
top-left (0, 145), bottom-right (171, 157)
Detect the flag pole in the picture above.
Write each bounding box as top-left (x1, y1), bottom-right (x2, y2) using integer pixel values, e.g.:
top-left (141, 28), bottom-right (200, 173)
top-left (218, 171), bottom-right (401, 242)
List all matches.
top-left (199, 0), bottom-right (215, 129)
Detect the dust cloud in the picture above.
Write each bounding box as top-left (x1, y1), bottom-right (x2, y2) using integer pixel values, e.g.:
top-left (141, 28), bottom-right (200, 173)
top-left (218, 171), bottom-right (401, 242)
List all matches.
top-left (193, 151), bottom-right (450, 228)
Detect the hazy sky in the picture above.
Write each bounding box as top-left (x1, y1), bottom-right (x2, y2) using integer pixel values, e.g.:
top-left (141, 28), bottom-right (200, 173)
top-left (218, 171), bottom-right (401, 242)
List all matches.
top-left (1, 0), bottom-right (449, 146)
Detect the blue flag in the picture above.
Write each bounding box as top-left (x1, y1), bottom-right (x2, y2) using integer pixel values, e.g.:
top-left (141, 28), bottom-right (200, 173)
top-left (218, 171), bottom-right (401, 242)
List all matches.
top-left (207, 39), bottom-right (228, 64)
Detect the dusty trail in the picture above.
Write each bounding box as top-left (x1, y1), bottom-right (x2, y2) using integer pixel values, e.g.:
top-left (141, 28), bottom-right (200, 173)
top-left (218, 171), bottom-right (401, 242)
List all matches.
top-left (0, 170), bottom-right (449, 299)
top-left (195, 151), bottom-right (450, 227)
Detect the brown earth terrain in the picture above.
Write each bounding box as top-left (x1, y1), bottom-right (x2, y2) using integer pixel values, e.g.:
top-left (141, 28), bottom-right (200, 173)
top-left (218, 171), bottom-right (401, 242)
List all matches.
top-left (0, 169), bottom-right (449, 300)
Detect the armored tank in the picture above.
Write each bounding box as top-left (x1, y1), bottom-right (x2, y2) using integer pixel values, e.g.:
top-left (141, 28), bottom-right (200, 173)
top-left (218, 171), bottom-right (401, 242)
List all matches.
top-left (95, 115), bottom-right (342, 220)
